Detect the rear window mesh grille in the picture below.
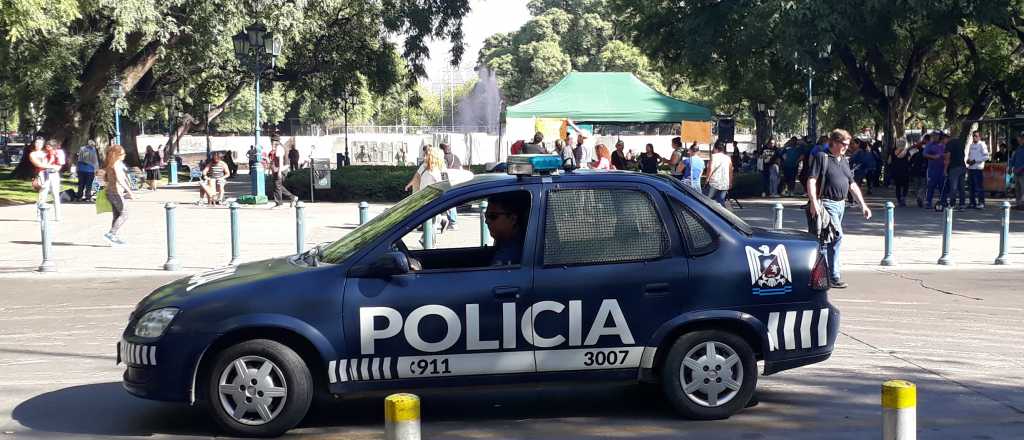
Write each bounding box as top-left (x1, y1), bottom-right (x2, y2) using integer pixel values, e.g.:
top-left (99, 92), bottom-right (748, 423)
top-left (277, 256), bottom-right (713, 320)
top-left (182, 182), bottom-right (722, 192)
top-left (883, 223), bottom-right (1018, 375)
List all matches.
top-left (672, 201), bottom-right (715, 253)
top-left (543, 189), bottom-right (668, 266)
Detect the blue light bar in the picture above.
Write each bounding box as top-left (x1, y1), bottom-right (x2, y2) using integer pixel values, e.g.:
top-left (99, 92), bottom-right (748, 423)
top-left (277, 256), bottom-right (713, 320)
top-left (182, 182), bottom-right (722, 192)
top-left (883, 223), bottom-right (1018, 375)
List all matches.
top-left (507, 154), bottom-right (563, 176)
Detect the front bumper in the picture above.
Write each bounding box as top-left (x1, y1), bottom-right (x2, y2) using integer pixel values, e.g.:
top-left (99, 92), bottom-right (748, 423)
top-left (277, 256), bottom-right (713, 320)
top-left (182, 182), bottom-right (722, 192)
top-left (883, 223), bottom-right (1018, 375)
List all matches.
top-left (117, 333), bottom-right (207, 402)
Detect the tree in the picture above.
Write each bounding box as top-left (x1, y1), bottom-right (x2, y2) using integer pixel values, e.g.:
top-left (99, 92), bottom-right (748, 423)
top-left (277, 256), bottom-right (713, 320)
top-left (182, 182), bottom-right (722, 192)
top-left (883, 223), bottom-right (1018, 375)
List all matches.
top-left (477, 1), bottom-right (664, 105)
top-left (2, 0), bottom-right (472, 178)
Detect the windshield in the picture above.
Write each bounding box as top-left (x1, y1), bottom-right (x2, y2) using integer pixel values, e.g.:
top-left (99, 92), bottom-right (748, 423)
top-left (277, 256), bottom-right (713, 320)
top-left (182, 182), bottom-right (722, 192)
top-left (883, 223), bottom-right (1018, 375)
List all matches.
top-left (657, 175), bottom-right (754, 235)
top-left (320, 185), bottom-right (445, 264)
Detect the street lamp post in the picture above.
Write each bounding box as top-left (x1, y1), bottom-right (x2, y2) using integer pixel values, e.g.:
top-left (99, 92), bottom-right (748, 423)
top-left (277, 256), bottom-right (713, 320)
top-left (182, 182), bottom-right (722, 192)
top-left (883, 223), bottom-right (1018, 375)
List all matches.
top-left (232, 22), bottom-right (282, 198)
top-left (0, 105), bottom-right (10, 149)
top-left (884, 84), bottom-right (897, 153)
top-left (338, 84), bottom-right (359, 166)
top-left (756, 102), bottom-right (767, 148)
top-left (162, 93), bottom-right (178, 185)
top-left (205, 103), bottom-right (213, 161)
top-left (767, 107), bottom-right (777, 143)
top-left (797, 45), bottom-right (831, 140)
top-left (108, 76), bottom-right (125, 145)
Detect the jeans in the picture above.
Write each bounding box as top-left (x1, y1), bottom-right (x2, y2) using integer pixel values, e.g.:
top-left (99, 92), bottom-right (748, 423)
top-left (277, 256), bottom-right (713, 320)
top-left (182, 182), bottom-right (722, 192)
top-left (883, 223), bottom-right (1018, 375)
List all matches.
top-left (687, 179), bottom-right (701, 192)
top-left (707, 187), bottom-right (728, 207)
top-left (37, 170), bottom-right (62, 221)
top-left (894, 181), bottom-right (909, 206)
top-left (968, 169), bottom-right (985, 207)
top-left (821, 199), bottom-right (846, 282)
top-left (925, 169), bottom-right (945, 207)
top-left (940, 167), bottom-right (966, 207)
top-left (77, 170), bottom-right (95, 201)
top-left (769, 172), bottom-right (780, 196)
top-left (446, 207), bottom-right (458, 226)
top-left (761, 172), bottom-right (771, 195)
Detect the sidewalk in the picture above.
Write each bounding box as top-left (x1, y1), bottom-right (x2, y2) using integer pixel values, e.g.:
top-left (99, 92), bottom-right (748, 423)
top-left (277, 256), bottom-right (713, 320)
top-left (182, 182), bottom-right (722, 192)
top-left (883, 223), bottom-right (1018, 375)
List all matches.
top-left (0, 177), bottom-right (1020, 278)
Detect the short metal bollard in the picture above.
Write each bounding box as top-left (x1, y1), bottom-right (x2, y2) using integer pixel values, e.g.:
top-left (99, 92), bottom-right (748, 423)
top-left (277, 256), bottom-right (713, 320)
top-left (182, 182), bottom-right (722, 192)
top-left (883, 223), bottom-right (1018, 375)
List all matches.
top-left (229, 202), bottom-right (240, 266)
top-left (163, 203), bottom-right (181, 271)
top-left (384, 393), bottom-right (420, 440)
top-left (937, 207), bottom-right (954, 265)
top-left (359, 201), bottom-right (369, 225)
top-left (995, 201), bottom-right (1011, 265)
top-left (882, 380), bottom-right (916, 440)
top-left (295, 201), bottom-right (305, 254)
top-left (880, 201), bottom-right (897, 266)
top-left (37, 204), bottom-right (55, 272)
top-left (773, 202), bottom-right (784, 230)
top-left (479, 200), bottom-right (490, 246)
top-left (422, 217), bottom-right (434, 250)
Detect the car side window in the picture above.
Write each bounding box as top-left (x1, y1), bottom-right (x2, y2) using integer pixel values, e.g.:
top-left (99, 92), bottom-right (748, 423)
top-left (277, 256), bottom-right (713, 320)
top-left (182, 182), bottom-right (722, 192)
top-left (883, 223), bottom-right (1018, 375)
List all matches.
top-left (543, 188), bottom-right (668, 266)
top-left (670, 198), bottom-right (718, 256)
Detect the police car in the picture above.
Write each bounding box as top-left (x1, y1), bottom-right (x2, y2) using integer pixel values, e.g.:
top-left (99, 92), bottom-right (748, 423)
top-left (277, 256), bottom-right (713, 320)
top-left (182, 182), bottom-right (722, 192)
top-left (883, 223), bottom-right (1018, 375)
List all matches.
top-left (118, 154), bottom-right (839, 437)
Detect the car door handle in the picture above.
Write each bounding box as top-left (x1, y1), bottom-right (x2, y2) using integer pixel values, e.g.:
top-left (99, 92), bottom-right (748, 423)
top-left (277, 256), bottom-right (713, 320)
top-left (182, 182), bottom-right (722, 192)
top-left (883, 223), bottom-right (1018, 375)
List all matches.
top-left (493, 286), bottom-right (520, 300)
top-left (643, 283), bottom-right (671, 296)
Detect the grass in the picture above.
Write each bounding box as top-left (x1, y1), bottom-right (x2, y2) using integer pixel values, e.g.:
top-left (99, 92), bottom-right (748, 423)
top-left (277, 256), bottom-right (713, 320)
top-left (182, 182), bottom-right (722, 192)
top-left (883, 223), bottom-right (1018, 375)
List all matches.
top-left (0, 166), bottom-right (78, 206)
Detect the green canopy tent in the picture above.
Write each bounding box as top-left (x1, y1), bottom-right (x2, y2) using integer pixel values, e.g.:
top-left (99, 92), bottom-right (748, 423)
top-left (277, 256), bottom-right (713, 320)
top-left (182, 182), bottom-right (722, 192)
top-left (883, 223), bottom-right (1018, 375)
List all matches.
top-left (505, 72), bottom-right (713, 122)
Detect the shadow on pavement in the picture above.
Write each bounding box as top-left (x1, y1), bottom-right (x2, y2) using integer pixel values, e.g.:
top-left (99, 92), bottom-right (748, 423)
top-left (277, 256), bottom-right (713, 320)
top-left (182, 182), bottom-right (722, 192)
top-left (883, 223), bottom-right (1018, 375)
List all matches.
top-left (13, 370), bottom-right (1023, 439)
top-left (10, 240), bottom-right (109, 248)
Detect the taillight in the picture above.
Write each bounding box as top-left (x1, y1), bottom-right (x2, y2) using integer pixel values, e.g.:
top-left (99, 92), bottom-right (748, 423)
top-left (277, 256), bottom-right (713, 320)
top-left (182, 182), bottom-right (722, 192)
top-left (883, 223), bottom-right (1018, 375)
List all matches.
top-left (809, 253), bottom-right (829, 290)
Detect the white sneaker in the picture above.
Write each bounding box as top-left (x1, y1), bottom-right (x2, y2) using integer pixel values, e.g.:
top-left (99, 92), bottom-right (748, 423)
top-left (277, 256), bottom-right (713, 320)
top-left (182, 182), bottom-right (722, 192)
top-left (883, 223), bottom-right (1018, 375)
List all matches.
top-left (103, 232), bottom-right (116, 245)
top-left (111, 236), bottom-right (127, 246)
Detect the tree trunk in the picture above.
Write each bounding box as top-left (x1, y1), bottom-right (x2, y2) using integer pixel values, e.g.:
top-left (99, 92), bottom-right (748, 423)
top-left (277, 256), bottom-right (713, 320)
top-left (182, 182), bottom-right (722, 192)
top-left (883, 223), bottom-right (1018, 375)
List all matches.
top-left (121, 119), bottom-right (143, 167)
top-left (9, 145), bottom-right (36, 179)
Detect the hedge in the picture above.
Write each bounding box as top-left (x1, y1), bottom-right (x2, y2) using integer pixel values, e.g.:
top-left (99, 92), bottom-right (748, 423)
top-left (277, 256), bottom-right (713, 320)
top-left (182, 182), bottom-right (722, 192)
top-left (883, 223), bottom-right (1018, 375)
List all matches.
top-left (277, 166), bottom-right (764, 203)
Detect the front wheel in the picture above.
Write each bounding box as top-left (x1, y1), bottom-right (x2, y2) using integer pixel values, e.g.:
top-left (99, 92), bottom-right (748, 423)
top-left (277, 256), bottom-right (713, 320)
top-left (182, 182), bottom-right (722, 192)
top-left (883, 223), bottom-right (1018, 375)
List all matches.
top-left (661, 330), bottom-right (757, 420)
top-left (206, 339), bottom-right (313, 437)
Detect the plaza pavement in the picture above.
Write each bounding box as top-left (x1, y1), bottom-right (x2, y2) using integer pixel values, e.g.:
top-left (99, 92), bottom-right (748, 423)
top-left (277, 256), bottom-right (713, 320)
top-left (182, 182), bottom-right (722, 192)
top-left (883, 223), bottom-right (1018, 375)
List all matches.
top-left (0, 174), bottom-right (1020, 277)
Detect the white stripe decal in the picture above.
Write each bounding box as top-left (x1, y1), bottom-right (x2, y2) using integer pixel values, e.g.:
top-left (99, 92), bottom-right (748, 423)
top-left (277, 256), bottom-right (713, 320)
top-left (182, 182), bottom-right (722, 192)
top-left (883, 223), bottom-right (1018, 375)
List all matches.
top-left (640, 347), bottom-right (658, 369)
top-left (800, 310), bottom-right (813, 349)
top-left (141, 346), bottom-right (149, 365)
top-left (338, 359), bottom-right (349, 382)
top-left (369, 358), bottom-right (378, 380)
top-left (766, 312), bottom-right (779, 351)
top-left (328, 360), bottom-right (337, 383)
top-left (360, 357), bottom-right (370, 380)
top-left (136, 345), bottom-right (143, 364)
top-left (817, 308), bottom-right (830, 347)
top-left (150, 347), bottom-right (157, 366)
top-left (128, 344), bottom-right (135, 364)
top-left (783, 311), bottom-right (797, 350)
top-left (382, 357), bottom-right (392, 379)
top-left (348, 358), bottom-right (357, 381)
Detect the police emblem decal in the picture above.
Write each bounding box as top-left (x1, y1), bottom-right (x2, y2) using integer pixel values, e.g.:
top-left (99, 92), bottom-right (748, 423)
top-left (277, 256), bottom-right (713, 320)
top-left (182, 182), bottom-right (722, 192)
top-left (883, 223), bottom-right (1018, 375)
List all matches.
top-left (745, 245), bottom-right (793, 295)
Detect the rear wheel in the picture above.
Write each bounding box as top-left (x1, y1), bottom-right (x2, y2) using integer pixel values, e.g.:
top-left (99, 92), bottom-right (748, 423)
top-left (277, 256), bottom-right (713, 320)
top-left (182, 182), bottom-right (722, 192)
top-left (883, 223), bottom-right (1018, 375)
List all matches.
top-left (206, 339), bottom-right (312, 437)
top-left (661, 330), bottom-right (756, 420)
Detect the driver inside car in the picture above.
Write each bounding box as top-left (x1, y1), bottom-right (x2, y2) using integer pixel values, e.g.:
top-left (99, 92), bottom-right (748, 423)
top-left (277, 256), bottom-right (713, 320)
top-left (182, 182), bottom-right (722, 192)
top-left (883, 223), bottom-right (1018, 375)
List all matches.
top-left (485, 191), bottom-right (530, 266)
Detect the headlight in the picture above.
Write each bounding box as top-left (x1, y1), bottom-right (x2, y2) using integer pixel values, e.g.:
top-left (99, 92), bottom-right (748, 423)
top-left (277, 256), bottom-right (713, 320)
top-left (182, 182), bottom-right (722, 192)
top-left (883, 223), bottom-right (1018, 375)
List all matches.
top-left (134, 308), bottom-right (179, 338)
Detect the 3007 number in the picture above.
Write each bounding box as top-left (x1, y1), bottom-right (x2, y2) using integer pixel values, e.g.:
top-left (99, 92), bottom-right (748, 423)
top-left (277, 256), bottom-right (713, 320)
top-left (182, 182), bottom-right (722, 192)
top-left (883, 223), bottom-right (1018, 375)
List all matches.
top-left (583, 350), bottom-right (629, 366)
top-left (410, 358), bottom-right (451, 376)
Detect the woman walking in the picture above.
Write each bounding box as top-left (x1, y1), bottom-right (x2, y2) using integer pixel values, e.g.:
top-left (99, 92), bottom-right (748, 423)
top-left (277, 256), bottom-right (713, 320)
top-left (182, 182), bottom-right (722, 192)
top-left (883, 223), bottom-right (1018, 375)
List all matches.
top-left (103, 145), bottom-right (134, 245)
top-left (404, 145), bottom-right (447, 247)
top-left (202, 152), bottom-right (231, 205)
top-left (142, 145), bottom-right (161, 191)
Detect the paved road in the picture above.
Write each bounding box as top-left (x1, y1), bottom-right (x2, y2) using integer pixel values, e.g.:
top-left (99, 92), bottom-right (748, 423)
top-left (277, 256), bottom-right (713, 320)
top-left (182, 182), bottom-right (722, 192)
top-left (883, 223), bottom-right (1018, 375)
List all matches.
top-left (1, 270), bottom-right (1022, 439)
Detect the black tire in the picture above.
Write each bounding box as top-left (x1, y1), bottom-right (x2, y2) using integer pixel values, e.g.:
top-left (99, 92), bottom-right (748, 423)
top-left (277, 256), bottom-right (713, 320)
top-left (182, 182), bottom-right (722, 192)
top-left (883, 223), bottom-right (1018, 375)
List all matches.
top-left (661, 330), bottom-right (757, 420)
top-left (206, 339), bottom-right (313, 437)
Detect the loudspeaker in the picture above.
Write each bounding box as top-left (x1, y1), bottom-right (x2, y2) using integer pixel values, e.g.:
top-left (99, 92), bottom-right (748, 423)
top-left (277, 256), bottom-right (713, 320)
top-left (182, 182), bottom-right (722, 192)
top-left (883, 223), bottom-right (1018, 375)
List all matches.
top-left (717, 118), bottom-right (735, 143)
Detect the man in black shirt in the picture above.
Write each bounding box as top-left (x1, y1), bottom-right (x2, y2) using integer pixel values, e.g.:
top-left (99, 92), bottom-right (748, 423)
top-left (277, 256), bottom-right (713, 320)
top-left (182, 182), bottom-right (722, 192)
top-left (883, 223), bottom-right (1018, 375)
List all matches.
top-left (806, 129), bottom-right (871, 289)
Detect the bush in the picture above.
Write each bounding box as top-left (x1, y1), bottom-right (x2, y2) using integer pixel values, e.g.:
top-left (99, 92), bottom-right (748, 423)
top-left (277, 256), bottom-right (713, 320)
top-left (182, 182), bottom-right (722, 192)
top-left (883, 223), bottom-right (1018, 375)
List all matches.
top-left (275, 166), bottom-right (765, 203)
top-left (281, 166), bottom-right (418, 203)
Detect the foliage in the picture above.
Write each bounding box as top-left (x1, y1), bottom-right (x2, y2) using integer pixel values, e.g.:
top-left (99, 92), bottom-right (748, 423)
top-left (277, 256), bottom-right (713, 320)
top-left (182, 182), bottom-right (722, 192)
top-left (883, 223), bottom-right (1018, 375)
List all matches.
top-left (477, 1), bottom-right (664, 105)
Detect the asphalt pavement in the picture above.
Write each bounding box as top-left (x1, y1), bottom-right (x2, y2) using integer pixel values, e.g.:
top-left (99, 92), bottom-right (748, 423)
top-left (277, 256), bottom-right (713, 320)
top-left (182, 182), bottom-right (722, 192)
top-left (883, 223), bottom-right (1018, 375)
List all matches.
top-left (1, 270), bottom-right (1023, 439)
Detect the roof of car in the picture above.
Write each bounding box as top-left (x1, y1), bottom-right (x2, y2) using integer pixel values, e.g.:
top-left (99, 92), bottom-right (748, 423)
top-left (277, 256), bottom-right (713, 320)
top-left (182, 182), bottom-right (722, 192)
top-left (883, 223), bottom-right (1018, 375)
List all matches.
top-left (450, 170), bottom-right (674, 192)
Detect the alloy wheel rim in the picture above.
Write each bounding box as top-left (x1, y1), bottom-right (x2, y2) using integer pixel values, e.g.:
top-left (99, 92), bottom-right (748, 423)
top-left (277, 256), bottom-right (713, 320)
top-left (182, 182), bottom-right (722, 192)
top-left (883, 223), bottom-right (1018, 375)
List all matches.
top-left (679, 341), bottom-right (743, 407)
top-left (218, 355), bottom-right (288, 425)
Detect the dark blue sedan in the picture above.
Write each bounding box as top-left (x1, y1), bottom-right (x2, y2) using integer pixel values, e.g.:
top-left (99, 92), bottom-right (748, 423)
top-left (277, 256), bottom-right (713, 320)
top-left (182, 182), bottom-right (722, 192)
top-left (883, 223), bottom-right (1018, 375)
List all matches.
top-left (118, 155), bottom-right (839, 437)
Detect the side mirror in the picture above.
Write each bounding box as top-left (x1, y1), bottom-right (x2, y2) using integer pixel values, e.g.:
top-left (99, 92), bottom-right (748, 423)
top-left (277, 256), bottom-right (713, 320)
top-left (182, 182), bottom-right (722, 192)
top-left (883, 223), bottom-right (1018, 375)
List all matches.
top-left (349, 252), bottom-right (411, 278)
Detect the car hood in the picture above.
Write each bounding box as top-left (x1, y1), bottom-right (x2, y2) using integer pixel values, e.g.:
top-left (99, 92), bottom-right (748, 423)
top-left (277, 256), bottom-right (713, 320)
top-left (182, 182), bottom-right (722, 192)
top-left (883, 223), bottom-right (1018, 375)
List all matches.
top-left (133, 257), bottom-right (299, 315)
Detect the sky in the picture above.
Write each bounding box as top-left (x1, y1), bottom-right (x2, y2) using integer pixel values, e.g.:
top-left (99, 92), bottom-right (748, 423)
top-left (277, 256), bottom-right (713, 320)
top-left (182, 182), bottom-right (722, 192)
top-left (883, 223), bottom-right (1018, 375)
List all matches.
top-left (421, 0), bottom-right (532, 85)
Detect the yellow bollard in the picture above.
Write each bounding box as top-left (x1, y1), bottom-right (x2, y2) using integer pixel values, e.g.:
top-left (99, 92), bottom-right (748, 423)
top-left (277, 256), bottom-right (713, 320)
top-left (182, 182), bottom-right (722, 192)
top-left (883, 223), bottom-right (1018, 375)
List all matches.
top-left (882, 380), bottom-right (916, 440)
top-left (385, 393), bottom-right (420, 440)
